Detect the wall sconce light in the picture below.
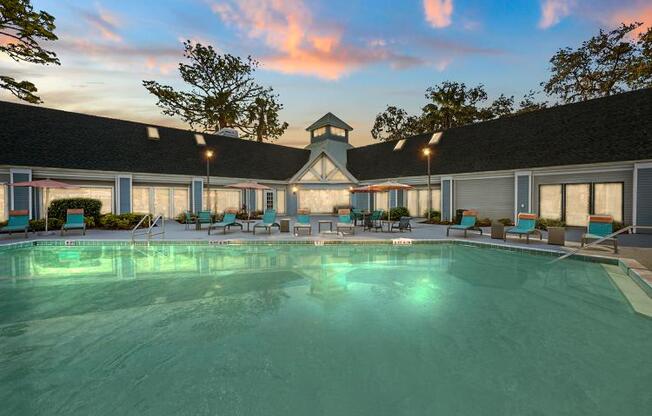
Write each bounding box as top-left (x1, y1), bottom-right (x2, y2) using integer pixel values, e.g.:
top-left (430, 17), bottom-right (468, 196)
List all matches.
top-left (291, 186), bottom-right (298, 194)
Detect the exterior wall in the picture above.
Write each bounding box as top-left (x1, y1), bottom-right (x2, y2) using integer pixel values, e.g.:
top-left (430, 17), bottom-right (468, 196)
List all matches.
top-left (454, 176), bottom-right (514, 220)
top-left (635, 166), bottom-right (652, 228)
top-left (516, 173), bottom-right (531, 215)
top-left (532, 169), bottom-right (633, 224)
top-left (10, 169), bottom-right (32, 216)
top-left (441, 179), bottom-right (452, 221)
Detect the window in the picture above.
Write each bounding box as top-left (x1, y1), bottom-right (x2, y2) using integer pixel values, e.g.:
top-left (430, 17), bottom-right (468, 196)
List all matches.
top-left (153, 188), bottom-right (170, 218)
top-left (204, 189), bottom-right (241, 213)
top-left (539, 185), bottom-right (562, 220)
top-left (411, 188), bottom-right (440, 217)
top-left (565, 184), bottom-right (590, 226)
top-left (173, 188), bottom-right (189, 217)
top-left (331, 127), bottom-right (346, 137)
top-left (46, 187), bottom-right (113, 214)
top-left (146, 126), bottom-right (159, 140)
top-left (277, 190), bottom-right (286, 214)
top-left (298, 189), bottom-right (350, 213)
top-left (393, 139), bottom-right (406, 151)
top-left (265, 191), bottom-right (274, 210)
top-left (0, 184), bottom-right (6, 221)
top-left (194, 134), bottom-right (206, 145)
top-left (376, 192), bottom-right (389, 211)
top-left (132, 186), bottom-right (150, 213)
top-left (313, 127), bottom-right (327, 137)
top-left (134, 186), bottom-right (189, 217)
top-left (594, 183), bottom-right (623, 222)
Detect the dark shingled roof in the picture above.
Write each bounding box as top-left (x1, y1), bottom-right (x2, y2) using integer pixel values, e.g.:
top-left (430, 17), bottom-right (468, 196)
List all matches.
top-left (347, 88), bottom-right (652, 180)
top-left (0, 101), bottom-right (310, 181)
top-left (306, 112), bottom-right (353, 131)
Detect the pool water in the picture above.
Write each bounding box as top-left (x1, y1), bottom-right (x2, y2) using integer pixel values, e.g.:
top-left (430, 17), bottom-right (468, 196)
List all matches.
top-left (0, 244), bottom-right (650, 416)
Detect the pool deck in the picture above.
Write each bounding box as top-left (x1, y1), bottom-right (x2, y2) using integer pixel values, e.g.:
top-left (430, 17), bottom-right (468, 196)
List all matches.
top-left (2, 216), bottom-right (651, 268)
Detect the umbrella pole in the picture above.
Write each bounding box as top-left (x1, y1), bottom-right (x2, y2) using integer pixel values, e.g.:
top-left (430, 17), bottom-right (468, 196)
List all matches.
top-left (45, 187), bottom-right (49, 234)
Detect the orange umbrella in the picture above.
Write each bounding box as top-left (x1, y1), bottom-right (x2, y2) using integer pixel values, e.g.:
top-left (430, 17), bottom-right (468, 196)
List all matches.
top-left (226, 182), bottom-right (271, 218)
top-left (9, 179), bottom-right (79, 233)
top-left (350, 181), bottom-right (413, 221)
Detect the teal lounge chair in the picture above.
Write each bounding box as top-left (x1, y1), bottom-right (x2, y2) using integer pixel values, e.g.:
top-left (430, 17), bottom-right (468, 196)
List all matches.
top-left (447, 210), bottom-right (482, 237)
top-left (504, 213), bottom-right (542, 243)
top-left (196, 210), bottom-right (212, 230)
top-left (351, 208), bottom-right (364, 226)
top-left (253, 209), bottom-right (279, 234)
top-left (183, 210), bottom-right (195, 230)
top-left (336, 209), bottom-right (355, 235)
top-left (581, 215), bottom-right (618, 253)
top-left (1, 210), bottom-right (29, 238)
top-left (61, 208), bottom-right (86, 235)
top-left (208, 211), bottom-right (243, 235)
top-left (294, 209), bottom-right (312, 235)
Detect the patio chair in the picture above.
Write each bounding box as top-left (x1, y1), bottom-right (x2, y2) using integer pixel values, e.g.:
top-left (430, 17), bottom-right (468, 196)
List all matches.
top-left (294, 209), bottom-right (312, 235)
top-left (504, 213), bottom-right (542, 244)
top-left (1, 210), bottom-right (30, 238)
top-left (351, 208), bottom-right (364, 226)
top-left (446, 210), bottom-right (482, 238)
top-left (183, 210), bottom-right (195, 230)
top-left (61, 208), bottom-right (86, 236)
top-left (336, 209), bottom-right (355, 235)
top-left (581, 215), bottom-right (618, 253)
top-left (391, 216), bottom-right (413, 232)
top-left (364, 210), bottom-right (383, 232)
top-left (253, 209), bottom-right (279, 235)
top-left (196, 210), bottom-right (212, 230)
top-left (208, 210), bottom-right (243, 235)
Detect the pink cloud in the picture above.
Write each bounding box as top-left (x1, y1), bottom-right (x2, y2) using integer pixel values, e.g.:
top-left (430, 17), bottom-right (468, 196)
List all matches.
top-left (539, 0), bottom-right (574, 29)
top-left (423, 0), bottom-right (454, 28)
top-left (609, 4), bottom-right (652, 36)
top-left (79, 5), bottom-right (123, 42)
top-left (211, 0), bottom-right (422, 80)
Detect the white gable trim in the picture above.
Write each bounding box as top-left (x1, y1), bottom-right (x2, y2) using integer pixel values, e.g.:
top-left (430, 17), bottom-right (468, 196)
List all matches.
top-left (289, 150), bottom-right (358, 184)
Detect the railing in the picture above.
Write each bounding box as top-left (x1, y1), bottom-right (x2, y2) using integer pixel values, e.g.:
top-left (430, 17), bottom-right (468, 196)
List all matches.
top-left (551, 225), bottom-right (652, 263)
top-left (131, 214), bottom-right (165, 243)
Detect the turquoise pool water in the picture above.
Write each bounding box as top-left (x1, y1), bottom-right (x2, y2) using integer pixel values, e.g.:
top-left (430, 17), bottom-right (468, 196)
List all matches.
top-left (0, 243), bottom-right (650, 416)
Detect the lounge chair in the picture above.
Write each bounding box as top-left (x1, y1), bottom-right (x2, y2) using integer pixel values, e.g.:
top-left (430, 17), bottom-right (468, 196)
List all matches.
top-left (196, 210), bottom-right (212, 230)
top-left (1, 210), bottom-right (29, 238)
top-left (446, 210), bottom-right (482, 237)
top-left (253, 209), bottom-right (279, 235)
top-left (336, 209), bottom-right (355, 235)
top-left (294, 209), bottom-right (312, 235)
top-left (391, 216), bottom-right (413, 232)
top-left (364, 210), bottom-right (383, 232)
top-left (208, 211), bottom-right (243, 235)
top-left (183, 210), bottom-right (195, 230)
top-left (61, 208), bottom-right (86, 235)
top-left (504, 213), bottom-right (542, 243)
top-left (581, 215), bottom-right (618, 253)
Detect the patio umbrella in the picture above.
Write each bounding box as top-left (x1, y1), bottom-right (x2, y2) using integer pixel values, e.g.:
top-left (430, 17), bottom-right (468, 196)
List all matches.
top-left (226, 181), bottom-right (271, 219)
top-left (8, 179), bottom-right (79, 234)
top-left (351, 181), bottom-right (413, 221)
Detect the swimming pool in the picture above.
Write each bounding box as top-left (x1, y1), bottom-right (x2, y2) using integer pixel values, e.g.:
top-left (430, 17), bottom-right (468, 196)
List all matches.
top-left (0, 242), bottom-right (650, 415)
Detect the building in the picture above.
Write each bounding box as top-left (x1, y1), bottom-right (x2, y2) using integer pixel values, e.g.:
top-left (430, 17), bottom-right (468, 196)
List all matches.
top-left (1, 88), bottom-right (651, 228)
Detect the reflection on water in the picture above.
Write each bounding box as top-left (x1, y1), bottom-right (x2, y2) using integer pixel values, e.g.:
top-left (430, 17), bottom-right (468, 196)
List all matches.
top-left (0, 244), bottom-right (650, 416)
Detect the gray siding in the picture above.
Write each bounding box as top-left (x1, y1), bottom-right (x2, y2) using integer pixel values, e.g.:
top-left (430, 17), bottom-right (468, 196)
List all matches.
top-left (533, 170), bottom-right (633, 224)
top-left (441, 179), bottom-right (451, 221)
top-left (119, 177), bottom-right (131, 214)
top-left (192, 180), bottom-right (203, 212)
top-left (636, 168), bottom-right (652, 226)
top-left (454, 177), bottom-right (514, 220)
top-left (11, 171), bottom-right (30, 212)
top-left (516, 175), bottom-right (530, 214)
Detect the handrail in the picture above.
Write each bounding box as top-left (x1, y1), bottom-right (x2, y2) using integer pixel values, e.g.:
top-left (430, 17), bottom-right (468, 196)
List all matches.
top-left (131, 214), bottom-right (165, 242)
top-left (147, 215), bottom-right (165, 240)
top-left (551, 225), bottom-right (652, 263)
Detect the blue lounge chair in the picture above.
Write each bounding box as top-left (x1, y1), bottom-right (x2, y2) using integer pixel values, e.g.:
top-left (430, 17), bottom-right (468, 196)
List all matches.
top-left (253, 209), bottom-right (279, 234)
top-left (504, 213), bottom-right (542, 243)
top-left (1, 210), bottom-right (30, 238)
top-left (196, 210), bottom-right (212, 230)
top-left (208, 211), bottom-right (243, 235)
top-left (336, 209), bottom-right (355, 235)
top-left (581, 215), bottom-right (618, 253)
top-left (294, 209), bottom-right (312, 235)
top-left (61, 208), bottom-right (86, 236)
top-left (447, 210), bottom-right (482, 237)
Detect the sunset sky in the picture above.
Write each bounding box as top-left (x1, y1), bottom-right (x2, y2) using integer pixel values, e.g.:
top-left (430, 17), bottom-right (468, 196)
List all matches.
top-left (1, 0), bottom-right (650, 147)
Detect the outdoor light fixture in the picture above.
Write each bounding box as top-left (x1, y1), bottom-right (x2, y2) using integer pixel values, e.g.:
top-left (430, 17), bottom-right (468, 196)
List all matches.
top-left (423, 147), bottom-right (431, 156)
top-left (423, 147), bottom-right (432, 217)
top-left (205, 150), bottom-right (215, 210)
top-left (205, 149), bottom-right (214, 158)
top-left (292, 186), bottom-right (298, 194)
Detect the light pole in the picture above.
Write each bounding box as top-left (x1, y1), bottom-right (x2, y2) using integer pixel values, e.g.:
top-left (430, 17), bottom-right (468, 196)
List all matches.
top-left (423, 147), bottom-right (432, 219)
top-left (205, 149), bottom-right (214, 212)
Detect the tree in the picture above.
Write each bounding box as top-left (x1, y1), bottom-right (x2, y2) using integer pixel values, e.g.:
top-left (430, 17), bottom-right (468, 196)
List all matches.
top-left (143, 41), bottom-right (288, 142)
top-left (543, 22), bottom-right (651, 103)
top-left (488, 94), bottom-right (515, 118)
top-left (371, 105), bottom-right (425, 141)
top-left (420, 81), bottom-right (491, 131)
top-left (517, 90), bottom-right (548, 114)
top-left (0, 0), bottom-right (59, 103)
top-left (629, 26), bottom-right (652, 88)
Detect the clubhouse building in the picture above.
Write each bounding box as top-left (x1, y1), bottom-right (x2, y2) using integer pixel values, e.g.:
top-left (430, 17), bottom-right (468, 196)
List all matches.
top-left (1, 88), bottom-right (651, 229)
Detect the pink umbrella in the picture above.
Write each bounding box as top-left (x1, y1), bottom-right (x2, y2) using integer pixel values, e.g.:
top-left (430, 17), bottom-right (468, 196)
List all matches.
top-left (226, 182), bottom-right (271, 219)
top-left (9, 179), bottom-right (79, 234)
top-left (350, 181), bottom-right (413, 222)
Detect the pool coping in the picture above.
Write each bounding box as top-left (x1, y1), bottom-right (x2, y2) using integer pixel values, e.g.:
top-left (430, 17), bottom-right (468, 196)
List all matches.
top-left (1, 237), bottom-right (650, 299)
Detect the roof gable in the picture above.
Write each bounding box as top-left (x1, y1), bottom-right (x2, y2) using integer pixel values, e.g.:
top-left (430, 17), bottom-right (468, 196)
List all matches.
top-left (290, 151), bottom-right (357, 183)
top-left (305, 112), bottom-right (353, 132)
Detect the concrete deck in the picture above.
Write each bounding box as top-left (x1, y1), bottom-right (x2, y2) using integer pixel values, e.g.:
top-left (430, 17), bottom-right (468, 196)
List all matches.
top-left (2, 216), bottom-right (651, 267)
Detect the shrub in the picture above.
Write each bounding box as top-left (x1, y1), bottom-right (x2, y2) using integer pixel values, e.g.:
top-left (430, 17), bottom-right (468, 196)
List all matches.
top-left (496, 218), bottom-right (514, 226)
top-left (536, 218), bottom-right (566, 230)
top-left (389, 206), bottom-right (410, 219)
top-left (476, 217), bottom-right (492, 227)
top-left (613, 221), bottom-right (626, 232)
top-left (29, 218), bottom-right (64, 232)
top-left (99, 213), bottom-right (151, 230)
top-left (48, 198), bottom-right (102, 224)
top-left (424, 210), bottom-right (440, 219)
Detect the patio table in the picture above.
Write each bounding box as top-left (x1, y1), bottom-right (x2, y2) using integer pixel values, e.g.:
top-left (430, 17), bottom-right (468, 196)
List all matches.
top-left (241, 220), bottom-right (256, 233)
top-left (318, 220), bottom-right (333, 232)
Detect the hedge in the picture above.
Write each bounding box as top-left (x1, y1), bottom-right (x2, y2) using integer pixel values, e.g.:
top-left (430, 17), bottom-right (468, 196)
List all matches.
top-left (48, 198), bottom-right (102, 223)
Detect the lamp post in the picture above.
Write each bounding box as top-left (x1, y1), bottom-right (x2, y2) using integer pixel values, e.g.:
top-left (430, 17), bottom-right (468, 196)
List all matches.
top-left (205, 149), bottom-right (214, 212)
top-left (423, 147), bottom-right (432, 218)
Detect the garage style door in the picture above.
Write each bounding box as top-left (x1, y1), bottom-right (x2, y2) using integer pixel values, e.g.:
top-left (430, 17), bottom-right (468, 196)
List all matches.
top-left (298, 189), bottom-right (350, 214)
top-left (455, 177), bottom-right (514, 220)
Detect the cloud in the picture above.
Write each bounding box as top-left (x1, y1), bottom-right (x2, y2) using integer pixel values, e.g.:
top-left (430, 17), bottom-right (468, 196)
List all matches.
top-left (79, 5), bottom-right (123, 42)
top-left (423, 0), bottom-right (454, 28)
top-left (211, 0), bottom-right (423, 80)
top-left (608, 3), bottom-right (652, 36)
top-left (538, 0), bottom-right (652, 32)
top-left (539, 0), bottom-right (574, 29)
